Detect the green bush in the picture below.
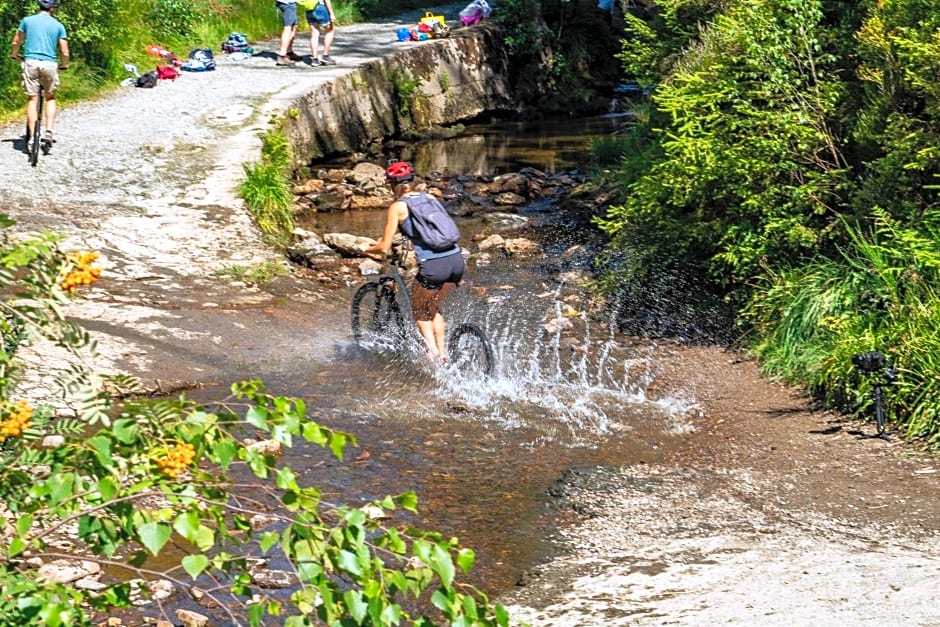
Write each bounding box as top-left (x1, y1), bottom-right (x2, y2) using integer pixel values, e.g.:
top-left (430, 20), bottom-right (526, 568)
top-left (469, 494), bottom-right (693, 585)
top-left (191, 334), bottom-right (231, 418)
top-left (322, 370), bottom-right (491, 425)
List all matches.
top-left (239, 127), bottom-right (295, 242)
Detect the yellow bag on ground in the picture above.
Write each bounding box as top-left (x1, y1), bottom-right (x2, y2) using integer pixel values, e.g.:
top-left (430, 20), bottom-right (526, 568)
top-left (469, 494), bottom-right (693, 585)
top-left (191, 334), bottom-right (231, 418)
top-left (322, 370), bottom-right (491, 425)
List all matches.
top-left (420, 11), bottom-right (446, 26)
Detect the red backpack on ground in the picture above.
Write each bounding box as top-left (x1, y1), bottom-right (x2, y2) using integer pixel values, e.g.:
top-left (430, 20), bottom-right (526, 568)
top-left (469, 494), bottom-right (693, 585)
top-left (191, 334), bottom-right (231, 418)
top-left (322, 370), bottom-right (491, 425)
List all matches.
top-left (156, 65), bottom-right (180, 81)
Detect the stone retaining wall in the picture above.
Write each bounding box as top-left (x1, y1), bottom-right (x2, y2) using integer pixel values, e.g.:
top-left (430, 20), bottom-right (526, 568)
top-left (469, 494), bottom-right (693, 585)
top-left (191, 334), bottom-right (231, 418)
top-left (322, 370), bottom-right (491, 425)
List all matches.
top-left (284, 25), bottom-right (514, 165)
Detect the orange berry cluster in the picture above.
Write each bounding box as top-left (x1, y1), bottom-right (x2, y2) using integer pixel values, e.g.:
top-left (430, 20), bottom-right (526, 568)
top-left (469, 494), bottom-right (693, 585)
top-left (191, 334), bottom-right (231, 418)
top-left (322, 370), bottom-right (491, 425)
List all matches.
top-left (154, 442), bottom-right (196, 478)
top-left (0, 400), bottom-right (33, 443)
top-left (60, 251), bottom-right (101, 292)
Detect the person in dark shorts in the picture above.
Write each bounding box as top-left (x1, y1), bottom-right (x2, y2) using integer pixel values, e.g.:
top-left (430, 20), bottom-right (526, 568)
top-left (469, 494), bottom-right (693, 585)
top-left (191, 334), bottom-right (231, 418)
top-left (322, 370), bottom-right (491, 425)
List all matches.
top-left (364, 162), bottom-right (465, 364)
top-left (305, 0), bottom-right (336, 66)
top-left (10, 0), bottom-right (69, 152)
top-left (274, 0), bottom-right (299, 66)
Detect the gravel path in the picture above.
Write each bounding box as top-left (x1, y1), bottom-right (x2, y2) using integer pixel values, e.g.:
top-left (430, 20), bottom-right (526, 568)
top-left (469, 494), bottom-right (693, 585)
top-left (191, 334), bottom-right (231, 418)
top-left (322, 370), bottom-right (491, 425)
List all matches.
top-left (0, 9), bottom-right (454, 397)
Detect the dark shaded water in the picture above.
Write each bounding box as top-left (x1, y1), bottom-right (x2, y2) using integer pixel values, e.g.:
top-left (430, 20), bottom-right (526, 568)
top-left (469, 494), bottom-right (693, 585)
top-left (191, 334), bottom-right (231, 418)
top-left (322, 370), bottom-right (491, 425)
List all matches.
top-left (318, 113), bottom-right (632, 176)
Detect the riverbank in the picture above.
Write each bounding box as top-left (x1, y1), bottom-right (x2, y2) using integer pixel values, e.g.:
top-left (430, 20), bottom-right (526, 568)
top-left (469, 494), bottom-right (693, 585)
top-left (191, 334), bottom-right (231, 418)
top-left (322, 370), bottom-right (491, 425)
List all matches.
top-left (2, 8), bottom-right (939, 627)
top-left (500, 343), bottom-right (940, 626)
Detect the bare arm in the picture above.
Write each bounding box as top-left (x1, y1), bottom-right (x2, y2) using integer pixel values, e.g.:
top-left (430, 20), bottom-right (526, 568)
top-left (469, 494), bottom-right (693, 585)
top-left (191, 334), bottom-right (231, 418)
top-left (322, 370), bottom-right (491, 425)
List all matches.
top-left (10, 30), bottom-right (24, 60)
top-left (324, 0), bottom-right (335, 19)
top-left (363, 201), bottom-right (408, 257)
top-left (58, 37), bottom-right (69, 68)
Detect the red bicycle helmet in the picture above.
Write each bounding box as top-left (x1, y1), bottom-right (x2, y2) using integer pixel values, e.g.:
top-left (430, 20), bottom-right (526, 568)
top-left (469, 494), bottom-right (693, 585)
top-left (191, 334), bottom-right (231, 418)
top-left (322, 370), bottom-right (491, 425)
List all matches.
top-left (385, 161), bottom-right (415, 184)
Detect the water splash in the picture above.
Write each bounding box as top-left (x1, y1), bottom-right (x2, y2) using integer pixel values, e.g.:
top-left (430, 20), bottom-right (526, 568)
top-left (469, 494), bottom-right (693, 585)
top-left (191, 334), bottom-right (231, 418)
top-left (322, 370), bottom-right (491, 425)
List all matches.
top-left (432, 284), bottom-right (700, 447)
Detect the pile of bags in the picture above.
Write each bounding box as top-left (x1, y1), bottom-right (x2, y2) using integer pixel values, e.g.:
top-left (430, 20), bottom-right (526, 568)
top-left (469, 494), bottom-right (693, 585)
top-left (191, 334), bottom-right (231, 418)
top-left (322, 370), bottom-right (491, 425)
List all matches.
top-left (221, 32), bottom-right (254, 54)
top-left (396, 11), bottom-right (450, 41)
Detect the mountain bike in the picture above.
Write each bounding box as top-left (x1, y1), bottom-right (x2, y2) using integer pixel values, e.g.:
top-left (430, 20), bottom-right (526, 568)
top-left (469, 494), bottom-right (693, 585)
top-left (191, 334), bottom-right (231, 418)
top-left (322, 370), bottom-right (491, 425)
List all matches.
top-left (15, 55), bottom-right (54, 167)
top-left (351, 239), bottom-right (495, 377)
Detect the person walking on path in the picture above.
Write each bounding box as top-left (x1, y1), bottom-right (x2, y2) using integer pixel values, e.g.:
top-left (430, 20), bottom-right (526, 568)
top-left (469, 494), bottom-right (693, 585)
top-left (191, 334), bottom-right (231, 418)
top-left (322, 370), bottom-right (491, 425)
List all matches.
top-left (304, 0), bottom-right (337, 66)
top-left (10, 0), bottom-right (69, 152)
top-left (274, 0), bottom-right (299, 66)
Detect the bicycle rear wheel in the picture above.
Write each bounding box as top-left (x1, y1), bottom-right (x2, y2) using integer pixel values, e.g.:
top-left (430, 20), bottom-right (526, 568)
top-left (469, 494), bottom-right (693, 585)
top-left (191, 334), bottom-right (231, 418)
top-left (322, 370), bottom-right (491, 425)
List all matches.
top-left (351, 280), bottom-right (406, 350)
top-left (447, 322), bottom-right (495, 377)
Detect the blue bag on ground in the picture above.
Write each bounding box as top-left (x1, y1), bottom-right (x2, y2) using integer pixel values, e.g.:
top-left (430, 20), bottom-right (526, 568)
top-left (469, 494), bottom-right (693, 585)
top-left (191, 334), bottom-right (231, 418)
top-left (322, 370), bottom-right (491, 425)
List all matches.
top-left (183, 48), bottom-right (216, 71)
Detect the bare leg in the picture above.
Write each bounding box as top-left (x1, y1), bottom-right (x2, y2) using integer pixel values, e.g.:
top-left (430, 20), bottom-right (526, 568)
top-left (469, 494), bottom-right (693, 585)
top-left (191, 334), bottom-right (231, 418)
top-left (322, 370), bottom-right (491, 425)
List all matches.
top-left (322, 26), bottom-right (335, 55)
top-left (412, 281), bottom-right (454, 362)
top-left (278, 25), bottom-right (295, 56)
top-left (415, 319), bottom-right (440, 359)
top-left (309, 26), bottom-right (321, 58)
top-left (26, 95), bottom-right (39, 137)
top-left (45, 95), bottom-right (56, 133)
top-left (431, 312), bottom-right (447, 358)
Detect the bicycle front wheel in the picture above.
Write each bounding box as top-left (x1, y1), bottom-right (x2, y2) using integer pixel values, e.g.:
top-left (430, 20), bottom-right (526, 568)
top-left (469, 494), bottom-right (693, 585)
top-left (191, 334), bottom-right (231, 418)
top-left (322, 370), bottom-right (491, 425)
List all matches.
top-left (29, 117), bottom-right (40, 167)
top-left (447, 323), bottom-right (495, 377)
top-left (351, 280), bottom-right (406, 350)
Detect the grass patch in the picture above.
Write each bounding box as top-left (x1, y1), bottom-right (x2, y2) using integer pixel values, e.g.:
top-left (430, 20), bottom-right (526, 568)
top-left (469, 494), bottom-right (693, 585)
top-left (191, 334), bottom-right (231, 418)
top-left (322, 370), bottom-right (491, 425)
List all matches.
top-left (238, 126), bottom-right (295, 244)
top-left (214, 259), bottom-right (289, 286)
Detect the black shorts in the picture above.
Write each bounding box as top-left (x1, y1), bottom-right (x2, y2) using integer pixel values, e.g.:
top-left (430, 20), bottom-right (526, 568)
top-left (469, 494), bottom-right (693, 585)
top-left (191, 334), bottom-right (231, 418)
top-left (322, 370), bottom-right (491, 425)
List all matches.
top-left (416, 252), bottom-right (464, 289)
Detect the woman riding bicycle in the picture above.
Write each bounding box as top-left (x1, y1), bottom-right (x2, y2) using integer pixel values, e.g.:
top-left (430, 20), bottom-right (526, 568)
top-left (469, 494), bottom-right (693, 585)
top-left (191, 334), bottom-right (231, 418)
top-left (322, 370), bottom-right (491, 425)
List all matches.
top-left (364, 162), bottom-right (464, 364)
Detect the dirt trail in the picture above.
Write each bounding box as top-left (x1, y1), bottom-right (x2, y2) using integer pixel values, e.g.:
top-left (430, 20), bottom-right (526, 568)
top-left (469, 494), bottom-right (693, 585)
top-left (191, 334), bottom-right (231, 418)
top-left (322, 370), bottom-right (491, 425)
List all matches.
top-left (501, 344), bottom-right (940, 626)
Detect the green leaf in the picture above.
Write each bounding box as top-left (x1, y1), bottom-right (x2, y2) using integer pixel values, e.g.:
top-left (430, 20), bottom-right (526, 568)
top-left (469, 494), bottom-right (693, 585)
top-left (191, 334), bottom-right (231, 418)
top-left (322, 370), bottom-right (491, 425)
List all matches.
top-left (259, 531), bottom-right (279, 554)
top-left (456, 547), bottom-right (476, 573)
top-left (7, 537), bottom-right (27, 559)
top-left (212, 439), bottom-right (237, 469)
top-left (301, 422), bottom-right (327, 446)
top-left (47, 473), bottom-right (74, 506)
top-left (137, 522), bottom-right (172, 555)
top-left (329, 432), bottom-right (347, 460)
top-left (193, 526), bottom-right (215, 551)
top-left (111, 418), bottom-right (138, 444)
top-left (394, 490), bottom-right (419, 513)
top-left (431, 543), bottom-right (456, 588)
top-left (87, 435), bottom-right (114, 468)
top-left (182, 554), bottom-right (209, 579)
top-left (174, 511), bottom-right (201, 541)
top-left (97, 476), bottom-right (118, 501)
top-left (246, 406), bottom-right (268, 429)
top-left (15, 514), bottom-right (33, 537)
top-left (344, 590), bottom-right (369, 623)
top-left (336, 549), bottom-right (363, 577)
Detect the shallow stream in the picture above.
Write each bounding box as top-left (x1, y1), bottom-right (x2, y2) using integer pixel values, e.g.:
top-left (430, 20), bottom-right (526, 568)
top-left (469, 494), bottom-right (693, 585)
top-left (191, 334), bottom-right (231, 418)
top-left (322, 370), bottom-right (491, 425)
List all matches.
top-left (190, 114), bottom-right (701, 608)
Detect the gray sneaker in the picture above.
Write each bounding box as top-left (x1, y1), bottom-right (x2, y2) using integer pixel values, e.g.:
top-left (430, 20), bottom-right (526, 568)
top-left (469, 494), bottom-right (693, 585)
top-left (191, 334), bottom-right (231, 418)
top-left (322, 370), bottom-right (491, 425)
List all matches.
top-left (320, 55), bottom-right (336, 65)
top-left (40, 131), bottom-right (53, 154)
top-left (309, 57), bottom-right (323, 66)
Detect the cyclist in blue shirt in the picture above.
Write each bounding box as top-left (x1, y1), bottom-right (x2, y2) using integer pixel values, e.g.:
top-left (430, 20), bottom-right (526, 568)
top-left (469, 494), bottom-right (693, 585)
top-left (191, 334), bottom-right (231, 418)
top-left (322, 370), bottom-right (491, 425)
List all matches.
top-left (10, 0), bottom-right (69, 153)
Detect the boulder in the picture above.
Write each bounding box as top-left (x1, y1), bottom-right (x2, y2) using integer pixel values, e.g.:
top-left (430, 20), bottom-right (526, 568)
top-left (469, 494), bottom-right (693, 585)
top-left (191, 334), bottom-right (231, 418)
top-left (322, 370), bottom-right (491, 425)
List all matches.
top-left (505, 238), bottom-right (541, 256)
top-left (494, 192), bottom-right (526, 206)
top-left (477, 234), bottom-right (506, 250)
top-left (347, 162), bottom-right (386, 188)
top-left (293, 179), bottom-right (325, 195)
top-left (176, 609), bottom-right (210, 627)
top-left (324, 233), bottom-right (377, 257)
top-left (490, 172), bottom-right (529, 196)
top-left (38, 559), bottom-right (101, 584)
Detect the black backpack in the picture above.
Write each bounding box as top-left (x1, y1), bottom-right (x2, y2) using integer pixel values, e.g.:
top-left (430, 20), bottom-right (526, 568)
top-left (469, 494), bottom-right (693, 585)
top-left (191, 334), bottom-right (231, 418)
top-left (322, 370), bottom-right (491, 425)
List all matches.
top-left (401, 193), bottom-right (460, 252)
top-left (136, 71), bottom-right (158, 88)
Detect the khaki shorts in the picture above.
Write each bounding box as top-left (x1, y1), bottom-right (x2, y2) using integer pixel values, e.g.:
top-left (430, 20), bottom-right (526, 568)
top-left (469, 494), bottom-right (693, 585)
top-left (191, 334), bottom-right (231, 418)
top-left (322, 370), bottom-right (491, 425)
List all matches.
top-left (22, 59), bottom-right (60, 98)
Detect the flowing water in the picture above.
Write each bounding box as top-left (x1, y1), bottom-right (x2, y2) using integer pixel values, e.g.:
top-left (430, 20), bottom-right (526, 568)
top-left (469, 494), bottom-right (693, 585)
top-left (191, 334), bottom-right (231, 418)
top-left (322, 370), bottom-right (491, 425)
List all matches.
top-left (178, 115), bottom-right (703, 613)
